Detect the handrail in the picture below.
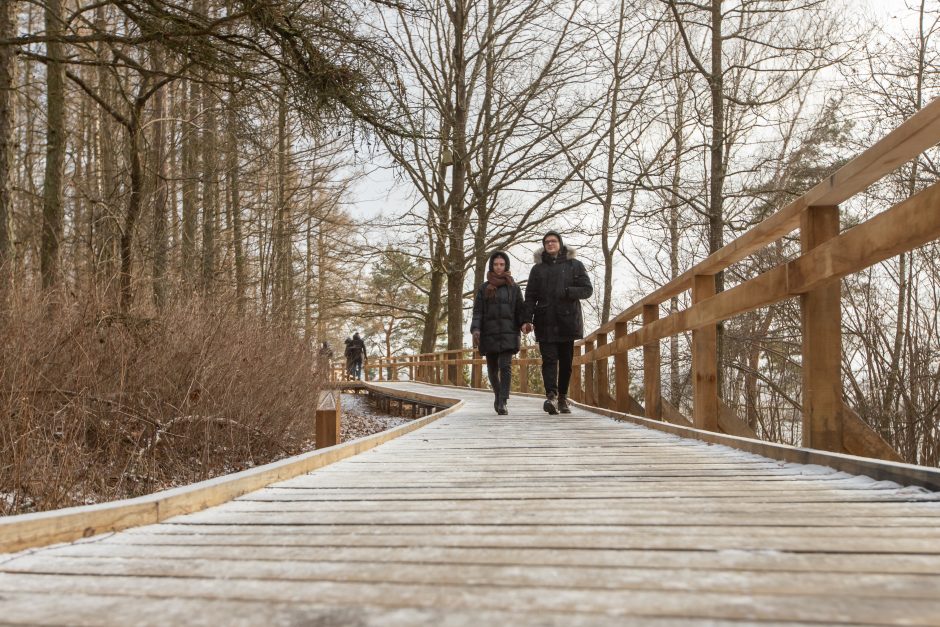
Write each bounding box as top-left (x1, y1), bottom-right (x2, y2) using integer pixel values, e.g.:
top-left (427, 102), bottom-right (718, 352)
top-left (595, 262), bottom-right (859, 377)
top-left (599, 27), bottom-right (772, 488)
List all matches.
top-left (581, 96), bottom-right (940, 341)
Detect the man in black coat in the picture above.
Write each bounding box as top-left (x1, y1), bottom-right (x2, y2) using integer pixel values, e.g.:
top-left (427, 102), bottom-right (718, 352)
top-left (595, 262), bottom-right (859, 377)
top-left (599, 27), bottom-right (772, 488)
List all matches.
top-left (522, 230), bottom-right (593, 414)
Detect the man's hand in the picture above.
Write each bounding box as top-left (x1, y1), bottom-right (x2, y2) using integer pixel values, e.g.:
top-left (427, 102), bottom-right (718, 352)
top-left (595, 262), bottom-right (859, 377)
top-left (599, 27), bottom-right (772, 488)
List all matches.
top-left (521, 323), bottom-right (533, 334)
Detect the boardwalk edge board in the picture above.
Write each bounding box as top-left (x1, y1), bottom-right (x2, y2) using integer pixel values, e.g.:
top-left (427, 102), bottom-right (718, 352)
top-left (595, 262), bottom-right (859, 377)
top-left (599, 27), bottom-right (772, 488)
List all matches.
top-left (566, 398), bottom-right (940, 493)
top-left (0, 384), bottom-right (463, 555)
top-left (424, 382), bottom-right (940, 493)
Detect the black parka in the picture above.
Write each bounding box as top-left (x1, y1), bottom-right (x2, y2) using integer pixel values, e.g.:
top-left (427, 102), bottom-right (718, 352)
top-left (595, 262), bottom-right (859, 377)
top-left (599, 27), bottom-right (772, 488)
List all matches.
top-left (470, 253), bottom-right (525, 355)
top-left (523, 246), bottom-right (593, 342)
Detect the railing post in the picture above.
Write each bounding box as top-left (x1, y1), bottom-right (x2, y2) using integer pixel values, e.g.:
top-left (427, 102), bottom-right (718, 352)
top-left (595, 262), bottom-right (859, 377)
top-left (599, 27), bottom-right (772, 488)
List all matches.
top-left (471, 350), bottom-right (483, 388)
top-left (643, 304), bottom-right (662, 420)
top-left (315, 390), bottom-right (341, 449)
top-left (440, 352), bottom-right (450, 385)
top-left (519, 346), bottom-right (529, 393)
top-left (614, 321), bottom-right (630, 413)
top-left (692, 275), bottom-right (719, 431)
top-left (377, 358), bottom-right (385, 382)
top-left (595, 332), bottom-right (610, 408)
top-left (409, 356), bottom-right (415, 382)
top-left (570, 344), bottom-right (582, 402)
top-left (583, 339), bottom-right (596, 406)
top-left (801, 205), bottom-right (844, 452)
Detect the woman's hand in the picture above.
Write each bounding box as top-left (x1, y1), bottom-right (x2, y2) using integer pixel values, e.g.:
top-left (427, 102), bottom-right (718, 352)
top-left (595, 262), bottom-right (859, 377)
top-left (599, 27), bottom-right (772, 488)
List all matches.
top-left (472, 330), bottom-right (481, 348)
top-left (521, 323), bottom-right (533, 334)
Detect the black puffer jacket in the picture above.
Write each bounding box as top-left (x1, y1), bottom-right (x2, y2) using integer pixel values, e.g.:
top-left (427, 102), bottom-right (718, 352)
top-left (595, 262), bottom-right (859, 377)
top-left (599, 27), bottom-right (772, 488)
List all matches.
top-left (470, 253), bottom-right (525, 355)
top-left (523, 246), bottom-right (593, 343)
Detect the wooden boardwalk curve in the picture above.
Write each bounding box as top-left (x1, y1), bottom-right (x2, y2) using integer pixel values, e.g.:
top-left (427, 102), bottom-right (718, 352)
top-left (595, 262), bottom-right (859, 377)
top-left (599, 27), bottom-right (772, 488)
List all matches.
top-left (2, 382), bottom-right (940, 625)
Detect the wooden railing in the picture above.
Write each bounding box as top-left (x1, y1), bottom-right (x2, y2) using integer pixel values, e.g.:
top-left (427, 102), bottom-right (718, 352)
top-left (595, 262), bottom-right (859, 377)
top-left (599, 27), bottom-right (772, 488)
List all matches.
top-left (570, 96), bottom-right (940, 460)
top-left (331, 345), bottom-right (542, 392)
top-left (332, 97), bottom-right (940, 461)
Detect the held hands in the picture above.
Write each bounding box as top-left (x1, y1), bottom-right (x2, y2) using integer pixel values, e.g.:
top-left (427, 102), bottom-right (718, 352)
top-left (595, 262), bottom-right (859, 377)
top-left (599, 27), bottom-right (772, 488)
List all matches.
top-left (521, 323), bottom-right (533, 334)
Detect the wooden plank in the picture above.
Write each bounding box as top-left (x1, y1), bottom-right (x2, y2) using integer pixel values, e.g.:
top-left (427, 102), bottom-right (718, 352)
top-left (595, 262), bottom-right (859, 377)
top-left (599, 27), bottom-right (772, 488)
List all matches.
top-left (642, 305), bottom-right (662, 420)
top-left (800, 205), bottom-right (844, 452)
top-left (3, 572), bottom-right (940, 624)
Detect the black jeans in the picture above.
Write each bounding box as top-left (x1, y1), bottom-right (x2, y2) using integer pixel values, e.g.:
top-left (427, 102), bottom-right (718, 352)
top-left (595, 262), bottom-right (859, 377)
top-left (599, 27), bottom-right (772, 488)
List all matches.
top-left (539, 341), bottom-right (574, 396)
top-left (485, 351), bottom-right (513, 400)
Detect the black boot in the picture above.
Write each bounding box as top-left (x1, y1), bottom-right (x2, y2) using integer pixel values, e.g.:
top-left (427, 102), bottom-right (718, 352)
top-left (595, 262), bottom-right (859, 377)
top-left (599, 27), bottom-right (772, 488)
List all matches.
top-left (558, 395), bottom-right (571, 414)
top-left (543, 391), bottom-right (559, 415)
top-left (493, 391), bottom-right (500, 414)
top-left (496, 397), bottom-right (508, 415)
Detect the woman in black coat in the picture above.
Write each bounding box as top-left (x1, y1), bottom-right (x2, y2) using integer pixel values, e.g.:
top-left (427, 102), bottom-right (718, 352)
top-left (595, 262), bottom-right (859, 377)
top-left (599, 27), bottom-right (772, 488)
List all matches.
top-left (470, 251), bottom-right (525, 415)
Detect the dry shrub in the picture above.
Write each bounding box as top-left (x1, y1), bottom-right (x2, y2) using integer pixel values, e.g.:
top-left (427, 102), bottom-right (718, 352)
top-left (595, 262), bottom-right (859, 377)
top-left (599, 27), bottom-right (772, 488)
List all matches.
top-left (0, 291), bottom-right (322, 515)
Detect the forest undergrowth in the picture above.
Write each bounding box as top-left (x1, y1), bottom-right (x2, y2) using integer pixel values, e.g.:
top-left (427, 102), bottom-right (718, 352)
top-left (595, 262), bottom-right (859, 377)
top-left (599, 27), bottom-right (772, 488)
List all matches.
top-left (0, 290), bottom-right (326, 516)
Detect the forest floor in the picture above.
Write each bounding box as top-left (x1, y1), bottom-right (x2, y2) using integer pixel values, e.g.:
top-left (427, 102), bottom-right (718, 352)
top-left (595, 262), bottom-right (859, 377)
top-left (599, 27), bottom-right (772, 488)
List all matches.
top-left (340, 393), bottom-right (412, 441)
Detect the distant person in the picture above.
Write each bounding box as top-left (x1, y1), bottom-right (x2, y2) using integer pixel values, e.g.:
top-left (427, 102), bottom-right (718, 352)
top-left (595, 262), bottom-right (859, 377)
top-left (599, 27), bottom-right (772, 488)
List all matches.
top-left (343, 337), bottom-right (354, 380)
top-left (522, 230), bottom-right (592, 415)
top-left (470, 251), bottom-right (525, 415)
top-left (346, 332), bottom-right (367, 380)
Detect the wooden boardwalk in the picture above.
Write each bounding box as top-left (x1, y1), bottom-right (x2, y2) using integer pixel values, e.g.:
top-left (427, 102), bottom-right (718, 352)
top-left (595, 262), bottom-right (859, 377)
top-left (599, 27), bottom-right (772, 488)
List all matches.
top-left (2, 382), bottom-right (940, 625)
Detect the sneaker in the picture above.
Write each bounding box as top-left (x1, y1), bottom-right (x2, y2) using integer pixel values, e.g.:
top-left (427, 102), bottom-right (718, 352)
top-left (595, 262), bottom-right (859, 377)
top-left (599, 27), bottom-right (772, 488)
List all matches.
top-left (558, 395), bottom-right (571, 414)
top-left (543, 392), bottom-right (559, 415)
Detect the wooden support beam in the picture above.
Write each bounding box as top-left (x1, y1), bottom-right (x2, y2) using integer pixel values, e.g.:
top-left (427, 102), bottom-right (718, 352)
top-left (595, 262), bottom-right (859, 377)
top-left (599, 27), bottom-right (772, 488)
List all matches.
top-left (643, 304), bottom-right (662, 420)
top-left (315, 391), bottom-right (341, 449)
top-left (570, 344), bottom-right (582, 402)
top-left (583, 339), bottom-right (595, 406)
top-left (614, 322), bottom-right (630, 413)
top-left (800, 205), bottom-right (844, 452)
top-left (595, 332), bottom-right (610, 408)
top-left (692, 274), bottom-right (719, 431)
top-left (718, 400), bottom-right (759, 439)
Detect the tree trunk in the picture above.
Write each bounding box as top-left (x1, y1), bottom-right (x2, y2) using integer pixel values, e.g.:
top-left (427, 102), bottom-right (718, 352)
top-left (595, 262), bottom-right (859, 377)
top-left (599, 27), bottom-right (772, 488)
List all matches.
top-left (119, 104), bottom-right (145, 313)
top-left (181, 77), bottom-right (200, 285)
top-left (447, 0), bottom-right (469, 369)
top-left (201, 88), bottom-right (217, 295)
top-left (600, 0), bottom-right (626, 325)
top-left (0, 0), bottom-right (15, 296)
top-left (709, 0), bottom-right (726, 392)
top-left (41, 0), bottom-right (66, 290)
top-left (420, 241), bottom-right (445, 354)
top-left (273, 86), bottom-right (291, 323)
top-left (226, 91), bottom-right (246, 312)
top-left (151, 50), bottom-right (169, 310)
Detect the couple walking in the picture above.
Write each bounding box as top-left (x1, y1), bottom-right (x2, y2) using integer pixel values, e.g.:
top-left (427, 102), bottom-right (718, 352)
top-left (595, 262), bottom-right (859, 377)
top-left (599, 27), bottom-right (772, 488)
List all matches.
top-left (470, 230), bottom-right (592, 415)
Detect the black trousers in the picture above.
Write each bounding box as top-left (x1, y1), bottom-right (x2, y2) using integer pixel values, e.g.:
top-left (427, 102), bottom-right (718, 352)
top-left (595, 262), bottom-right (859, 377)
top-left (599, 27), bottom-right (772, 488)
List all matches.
top-left (485, 351), bottom-right (513, 400)
top-left (539, 340), bottom-right (574, 396)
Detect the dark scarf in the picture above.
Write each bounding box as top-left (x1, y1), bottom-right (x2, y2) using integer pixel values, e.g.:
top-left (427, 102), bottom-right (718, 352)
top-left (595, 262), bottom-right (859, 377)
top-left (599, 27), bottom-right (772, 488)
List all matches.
top-left (485, 271), bottom-right (514, 301)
